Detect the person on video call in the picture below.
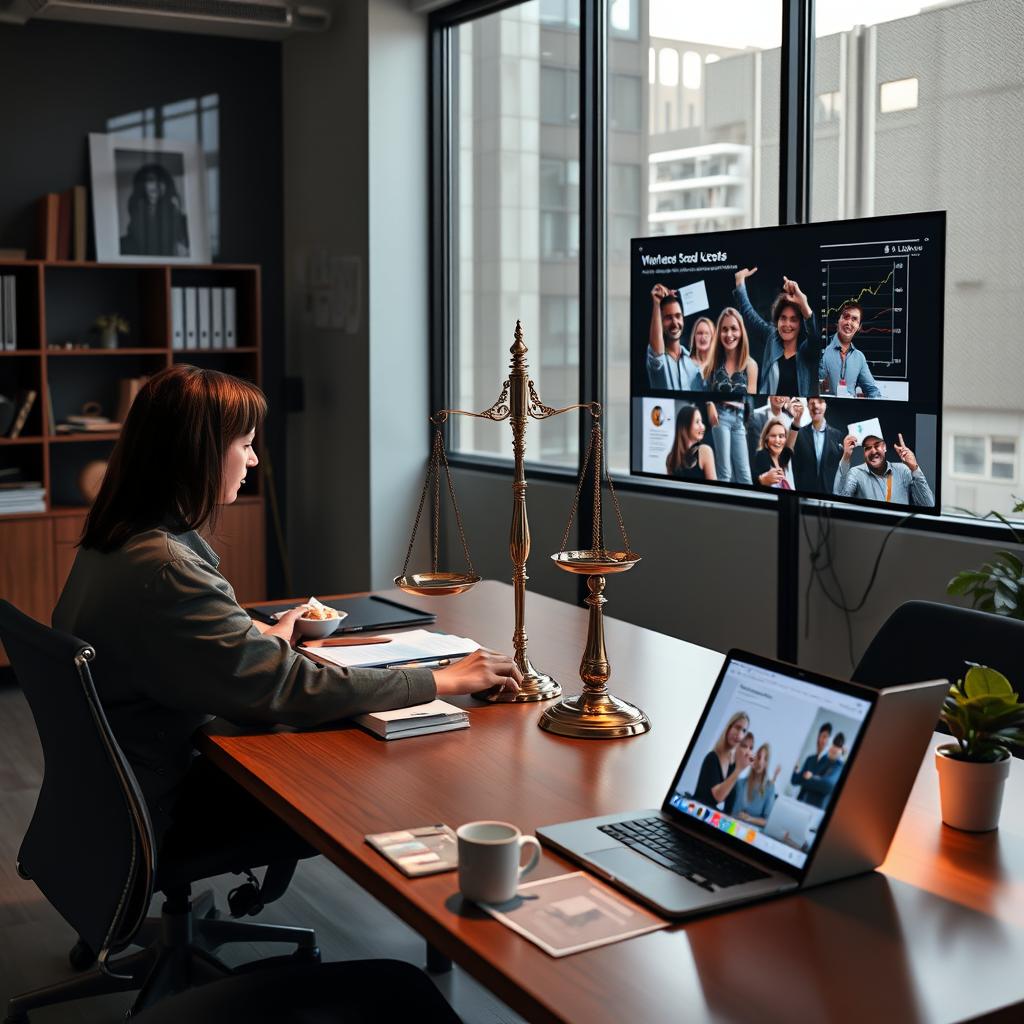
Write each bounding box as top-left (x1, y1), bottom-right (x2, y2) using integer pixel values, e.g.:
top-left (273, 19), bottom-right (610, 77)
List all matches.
top-left (52, 365), bottom-right (523, 856)
top-left (693, 711), bottom-right (754, 811)
top-left (701, 307), bottom-right (757, 484)
top-left (753, 415), bottom-right (796, 489)
top-left (819, 301), bottom-right (882, 398)
top-left (834, 431), bottom-right (935, 505)
top-left (731, 742), bottom-right (780, 828)
top-left (689, 316), bottom-right (715, 379)
top-left (788, 396), bottom-right (844, 494)
top-left (733, 268), bottom-right (821, 397)
top-left (792, 723), bottom-right (834, 806)
top-left (748, 394), bottom-right (794, 461)
top-left (647, 284), bottom-right (703, 390)
top-left (665, 403), bottom-right (717, 481)
top-left (794, 732), bottom-right (846, 810)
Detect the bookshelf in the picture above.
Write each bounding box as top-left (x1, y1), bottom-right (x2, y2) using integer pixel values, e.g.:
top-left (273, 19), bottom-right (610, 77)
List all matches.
top-left (0, 260), bottom-right (267, 663)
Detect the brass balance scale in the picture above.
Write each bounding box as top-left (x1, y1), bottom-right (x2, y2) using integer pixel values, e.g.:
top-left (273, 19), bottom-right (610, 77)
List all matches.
top-left (394, 322), bottom-right (650, 739)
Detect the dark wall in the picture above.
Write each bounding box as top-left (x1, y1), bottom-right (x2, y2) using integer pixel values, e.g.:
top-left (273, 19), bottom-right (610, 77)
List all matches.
top-left (0, 22), bottom-right (288, 593)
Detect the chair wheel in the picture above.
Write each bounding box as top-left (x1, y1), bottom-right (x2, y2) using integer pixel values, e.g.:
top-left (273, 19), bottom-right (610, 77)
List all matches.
top-left (291, 945), bottom-right (321, 965)
top-left (69, 938), bottom-right (97, 970)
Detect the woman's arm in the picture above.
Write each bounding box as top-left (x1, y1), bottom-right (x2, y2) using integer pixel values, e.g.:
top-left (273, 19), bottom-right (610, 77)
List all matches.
top-left (700, 444), bottom-right (717, 481)
top-left (746, 357), bottom-right (758, 394)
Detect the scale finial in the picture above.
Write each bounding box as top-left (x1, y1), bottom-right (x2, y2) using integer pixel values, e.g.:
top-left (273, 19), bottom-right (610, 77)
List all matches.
top-left (511, 320), bottom-right (527, 356)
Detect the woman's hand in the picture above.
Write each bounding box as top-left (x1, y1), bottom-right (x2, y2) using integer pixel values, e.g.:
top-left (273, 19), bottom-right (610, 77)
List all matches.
top-left (772, 764), bottom-right (781, 783)
top-left (759, 467), bottom-right (785, 487)
top-left (260, 605), bottom-right (309, 645)
top-left (733, 745), bottom-right (755, 774)
top-left (735, 267), bottom-right (757, 288)
top-left (434, 649), bottom-right (524, 696)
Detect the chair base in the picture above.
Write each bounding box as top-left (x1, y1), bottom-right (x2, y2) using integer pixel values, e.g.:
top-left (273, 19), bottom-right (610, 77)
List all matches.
top-left (4, 894), bottom-right (318, 1023)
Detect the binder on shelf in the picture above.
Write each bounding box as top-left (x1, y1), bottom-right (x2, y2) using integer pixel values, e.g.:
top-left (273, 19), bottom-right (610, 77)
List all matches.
top-left (211, 287), bottom-right (224, 348)
top-left (4, 276), bottom-right (14, 350)
top-left (171, 287), bottom-right (185, 349)
top-left (184, 287), bottom-right (198, 348)
top-left (224, 287), bottom-right (237, 348)
top-left (197, 286), bottom-right (211, 349)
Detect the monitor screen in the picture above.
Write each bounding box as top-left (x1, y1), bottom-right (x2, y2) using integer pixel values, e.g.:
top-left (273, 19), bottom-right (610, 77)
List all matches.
top-left (665, 656), bottom-right (873, 872)
top-left (630, 211), bottom-right (945, 511)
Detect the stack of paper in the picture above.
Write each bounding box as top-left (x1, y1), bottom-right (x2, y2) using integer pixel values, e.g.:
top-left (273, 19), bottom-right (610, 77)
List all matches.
top-left (305, 628), bottom-right (479, 669)
top-left (354, 699), bottom-right (469, 740)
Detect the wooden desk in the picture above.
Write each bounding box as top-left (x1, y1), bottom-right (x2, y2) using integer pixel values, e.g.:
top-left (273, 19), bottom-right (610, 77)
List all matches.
top-left (201, 581), bottom-right (1024, 1024)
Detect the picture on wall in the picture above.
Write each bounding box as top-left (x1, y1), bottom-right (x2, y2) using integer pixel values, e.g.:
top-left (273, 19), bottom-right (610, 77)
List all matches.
top-left (88, 133), bottom-right (210, 264)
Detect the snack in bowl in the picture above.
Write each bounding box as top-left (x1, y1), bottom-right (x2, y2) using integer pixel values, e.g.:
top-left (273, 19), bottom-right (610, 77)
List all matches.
top-left (295, 597), bottom-right (348, 638)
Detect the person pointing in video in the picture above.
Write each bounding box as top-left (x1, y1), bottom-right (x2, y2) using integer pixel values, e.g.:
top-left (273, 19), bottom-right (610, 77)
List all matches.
top-left (834, 431), bottom-right (935, 505)
top-left (733, 267), bottom-right (822, 398)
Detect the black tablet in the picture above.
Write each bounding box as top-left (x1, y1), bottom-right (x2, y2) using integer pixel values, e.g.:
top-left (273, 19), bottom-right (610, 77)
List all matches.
top-left (247, 594), bottom-right (436, 633)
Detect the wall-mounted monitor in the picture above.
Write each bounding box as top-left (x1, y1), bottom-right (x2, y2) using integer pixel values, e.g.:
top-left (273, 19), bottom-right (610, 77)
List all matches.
top-left (630, 211), bottom-right (945, 512)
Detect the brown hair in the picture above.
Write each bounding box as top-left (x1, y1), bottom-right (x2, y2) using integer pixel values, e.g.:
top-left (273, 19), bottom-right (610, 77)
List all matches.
top-left (665, 403), bottom-right (703, 476)
top-left (81, 364), bottom-right (267, 551)
top-left (770, 293), bottom-right (802, 326)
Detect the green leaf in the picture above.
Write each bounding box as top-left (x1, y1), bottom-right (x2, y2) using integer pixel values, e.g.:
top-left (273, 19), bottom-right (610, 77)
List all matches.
top-left (947, 572), bottom-right (991, 595)
top-left (996, 550), bottom-right (1024, 575)
top-left (964, 666), bottom-right (1014, 699)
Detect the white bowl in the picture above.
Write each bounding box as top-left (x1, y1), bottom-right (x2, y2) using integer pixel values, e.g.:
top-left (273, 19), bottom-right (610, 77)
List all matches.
top-left (294, 611), bottom-right (347, 639)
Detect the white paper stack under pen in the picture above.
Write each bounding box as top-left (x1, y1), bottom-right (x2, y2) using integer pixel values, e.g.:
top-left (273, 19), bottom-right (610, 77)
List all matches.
top-left (353, 699), bottom-right (469, 740)
top-left (0, 481), bottom-right (46, 515)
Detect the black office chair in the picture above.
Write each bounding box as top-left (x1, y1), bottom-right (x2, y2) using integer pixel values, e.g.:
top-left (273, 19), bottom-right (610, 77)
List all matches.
top-left (0, 600), bottom-right (319, 1024)
top-left (852, 600), bottom-right (1024, 754)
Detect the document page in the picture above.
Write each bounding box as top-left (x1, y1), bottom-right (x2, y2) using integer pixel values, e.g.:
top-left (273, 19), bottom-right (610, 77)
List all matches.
top-left (304, 629), bottom-right (480, 668)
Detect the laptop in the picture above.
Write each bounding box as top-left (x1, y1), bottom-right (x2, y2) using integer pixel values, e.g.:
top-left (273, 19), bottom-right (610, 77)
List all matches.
top-left (537, 649), bottom-right (947, 919)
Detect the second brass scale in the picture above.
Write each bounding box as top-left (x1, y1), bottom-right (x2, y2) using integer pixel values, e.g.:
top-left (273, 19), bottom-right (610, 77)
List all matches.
top-left (395, 322), bottom-right (649, 739)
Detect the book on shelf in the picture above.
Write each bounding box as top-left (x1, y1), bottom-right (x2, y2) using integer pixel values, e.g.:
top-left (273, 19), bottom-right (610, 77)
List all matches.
top-left (353, 699), bottom-right (469, 741)
top-left (72, 185), bottom-right (88, 262)
top-left (57, 190), bottom-right (72, 262)
top-left (0, 274), bottom-right (15, 350)
top-left (55, 416), bottom-right (121, 433)
top-left (35, 193), bottom-right (59, 261)
top-left (0, 481), bottom-right (46, 515)
top-left (0, 249), bottom-right (27, 260)
top-left (8, 389), bottom-right (37, 438)
top-left (171, 287), bottom-right (185, 349)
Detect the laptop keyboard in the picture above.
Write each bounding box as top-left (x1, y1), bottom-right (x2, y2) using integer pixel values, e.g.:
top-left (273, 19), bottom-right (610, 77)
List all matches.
top-left (599, 817), bottom-right (769, 891)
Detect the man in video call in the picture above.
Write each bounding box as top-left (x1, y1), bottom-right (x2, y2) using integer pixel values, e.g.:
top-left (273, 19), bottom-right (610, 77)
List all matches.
top-left (819, 301), bottom-right (882, 398)
top-left (647, 283), bottom-right (702, 390)
top-left (792, 723), bottom-right (839, 808)
top-left (789, 396), bottom-right (844, 494)
top-left (834, 431), bottom-right (935, 505)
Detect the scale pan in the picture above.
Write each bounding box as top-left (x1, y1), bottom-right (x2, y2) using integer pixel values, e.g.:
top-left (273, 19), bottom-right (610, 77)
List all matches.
top-left (551, 549), bottom-right (641, 575)
top-left (394, 571), bottom-right (481, 596)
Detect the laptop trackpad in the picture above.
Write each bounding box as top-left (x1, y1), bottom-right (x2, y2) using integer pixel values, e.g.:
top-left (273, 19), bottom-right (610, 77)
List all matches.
top-left (589, 845), bottom-right (672, 886)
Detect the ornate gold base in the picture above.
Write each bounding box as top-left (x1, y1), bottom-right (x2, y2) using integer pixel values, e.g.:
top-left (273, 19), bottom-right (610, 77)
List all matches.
top-left (538, 691), bottom-right (650, 739)
top-left (476, 661), bottom-right (561, 703)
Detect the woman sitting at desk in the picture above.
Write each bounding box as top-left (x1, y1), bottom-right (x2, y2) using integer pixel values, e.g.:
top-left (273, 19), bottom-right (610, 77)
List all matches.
top-left (52, 364), bottom-right (521, 850)
top-left (731, 742), bottom-right (780, 827)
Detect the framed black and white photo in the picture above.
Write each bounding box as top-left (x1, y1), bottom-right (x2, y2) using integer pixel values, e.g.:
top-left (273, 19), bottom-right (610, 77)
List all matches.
top-left (89, 133), bottom-right (210, 264)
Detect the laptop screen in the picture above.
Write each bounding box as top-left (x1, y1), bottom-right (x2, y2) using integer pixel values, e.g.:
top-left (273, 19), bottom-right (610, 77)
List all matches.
top-left (665, 655), bottom-right (873, 872)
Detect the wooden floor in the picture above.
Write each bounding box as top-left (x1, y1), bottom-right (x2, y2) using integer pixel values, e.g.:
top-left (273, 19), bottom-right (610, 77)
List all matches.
top-left (0, 676), bottom-right (524, 1023)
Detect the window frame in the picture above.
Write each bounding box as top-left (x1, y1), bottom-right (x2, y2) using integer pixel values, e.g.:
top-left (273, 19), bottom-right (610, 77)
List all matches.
top-left (428, 0), bottom-right (1021, 547)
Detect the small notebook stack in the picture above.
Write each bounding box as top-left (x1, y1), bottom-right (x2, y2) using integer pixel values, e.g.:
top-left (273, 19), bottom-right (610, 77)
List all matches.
top-left (0, 481), bottom-right (46, 515)
top-left (353, 698), bottom-right (469, 741)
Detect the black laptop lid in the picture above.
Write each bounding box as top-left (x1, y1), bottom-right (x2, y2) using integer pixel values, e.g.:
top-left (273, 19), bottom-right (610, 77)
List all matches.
top-left (247, 594), bottom-right (435, 633)
top-left (661, 650), bottom-right (876, 877)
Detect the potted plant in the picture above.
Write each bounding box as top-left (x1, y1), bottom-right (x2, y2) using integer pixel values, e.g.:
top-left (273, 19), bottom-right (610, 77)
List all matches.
top-left (936, 665), bottom-right (1024, 831)
top-left (93, 313), bottom-right (130, 349)
top-left (946, 501), bottom-right (1024, 618)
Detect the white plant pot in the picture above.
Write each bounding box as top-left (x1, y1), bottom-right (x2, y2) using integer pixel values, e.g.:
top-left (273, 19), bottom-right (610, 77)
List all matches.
top-left (935, 746), bottom-right (1011, 832)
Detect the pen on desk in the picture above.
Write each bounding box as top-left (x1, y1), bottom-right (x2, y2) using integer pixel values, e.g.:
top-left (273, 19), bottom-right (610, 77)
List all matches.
top-left (387, 658), bottom-right (451, 670)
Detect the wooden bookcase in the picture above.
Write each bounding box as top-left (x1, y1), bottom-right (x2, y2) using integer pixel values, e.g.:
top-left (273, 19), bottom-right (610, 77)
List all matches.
top-left (0, 260), bottom-right (267, 663)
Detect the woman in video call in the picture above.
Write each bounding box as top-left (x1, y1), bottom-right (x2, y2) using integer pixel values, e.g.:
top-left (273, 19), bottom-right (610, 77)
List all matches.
top-left (731, 742), bottom-right (780, 828)
top-left (52, 365), bottom-right (521, 854)
top-left (693, 711), bottom-right (754, 811)
top-left (688, 316), bottom-right (715, 379)
top-left (701, 306), bottom-right (757, 484)
top-left (753, 413), bottom-right (797, 489)
top-left (733, 267), bottom-right (821, 398)
top-left (665, 403), bottom-right (717, 481)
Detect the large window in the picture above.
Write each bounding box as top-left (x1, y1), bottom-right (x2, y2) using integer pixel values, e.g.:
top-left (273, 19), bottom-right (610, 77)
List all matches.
top-left (449, 2), bottom-right (580, 466)
top-left (435, 0), bottom-right (1023, 528)
top-left (605, 0), bottom-right (782, 471)
top-left (811, 0), bottom-right (1024, 519)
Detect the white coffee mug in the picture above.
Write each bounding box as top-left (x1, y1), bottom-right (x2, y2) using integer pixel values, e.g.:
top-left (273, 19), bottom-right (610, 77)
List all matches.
top-left (456, 820), bottom-right (541, 904)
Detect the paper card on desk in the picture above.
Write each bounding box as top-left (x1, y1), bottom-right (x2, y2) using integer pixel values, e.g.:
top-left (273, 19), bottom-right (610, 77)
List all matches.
top-left (366, 824), bottom-right (458, 877)
top-left (847, 416), bottom-right (883, 445)
top-left (304, 629), bottom-right (479, 669)
top-left (354, 698), bottom-right (469, 740)
top-left (478, 872), bottom-right (667, 958)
